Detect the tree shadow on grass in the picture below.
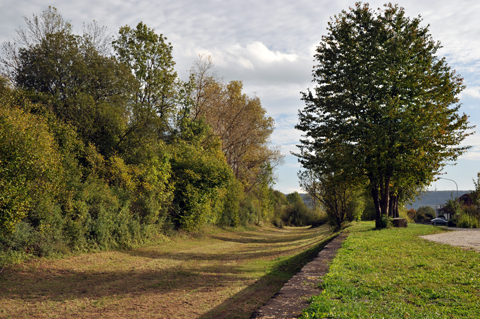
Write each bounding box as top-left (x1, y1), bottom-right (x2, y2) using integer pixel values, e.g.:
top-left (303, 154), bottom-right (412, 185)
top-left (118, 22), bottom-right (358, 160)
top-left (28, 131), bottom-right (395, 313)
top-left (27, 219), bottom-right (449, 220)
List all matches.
top-left (197, 233), bottom-right (338, 319)
top-left (0, 226), bottom-right (336, 318)
top-left (123, 240), bottom-right (321, 262)
top-left (210, 227), bottom-right (327, 245)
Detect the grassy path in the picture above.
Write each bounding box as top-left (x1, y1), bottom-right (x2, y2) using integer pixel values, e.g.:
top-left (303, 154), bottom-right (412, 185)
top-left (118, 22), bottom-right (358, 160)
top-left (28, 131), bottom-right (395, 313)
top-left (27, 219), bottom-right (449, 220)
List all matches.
top-left (0, 225), bottom-right (334, 318)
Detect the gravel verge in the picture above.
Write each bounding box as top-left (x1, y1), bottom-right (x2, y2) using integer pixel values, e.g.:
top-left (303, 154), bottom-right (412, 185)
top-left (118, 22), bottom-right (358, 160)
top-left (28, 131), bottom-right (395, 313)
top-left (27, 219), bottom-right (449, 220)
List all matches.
top-left (420, 227), bottom-right (480, 252)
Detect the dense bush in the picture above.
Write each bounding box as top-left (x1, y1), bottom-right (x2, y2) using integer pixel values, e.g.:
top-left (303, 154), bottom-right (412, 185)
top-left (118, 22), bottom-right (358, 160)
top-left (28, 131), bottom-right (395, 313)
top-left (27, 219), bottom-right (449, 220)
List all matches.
top-left (417, 206), bottom-right (436, 219)
top-left (0, 102), bottom-right (63, 235)
top-left (280, 192), bottom-right (324, 226)
top-left (457, 214), bottom-right (479, 228)
top-left (217, 178), bottom-right (243, 227)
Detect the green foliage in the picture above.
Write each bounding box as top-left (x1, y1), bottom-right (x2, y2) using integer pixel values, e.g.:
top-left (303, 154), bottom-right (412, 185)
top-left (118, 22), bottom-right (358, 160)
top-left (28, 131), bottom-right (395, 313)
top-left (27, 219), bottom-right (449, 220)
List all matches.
top-left (409, 206), bottom-right (435, 221)
top-left (346, 191), bottom-right (365, 222)
top-left (107, 146), bottom-right (172, 225)
top-left (168, 121), bottom-right (233, 230)
top-left (361, 192), bottom-right (376, 221)
top-left (377, 214), bottom-right (393, 229)
top-left (470, 173), bottom-right (480, 206)
top-left (113, 22), bottom-right (178, 134)
top-left (286, 192), bottom-right (304, 206)
top-left (0, 102), bottom-right (63, 235)
top-left (442, 198), bottom-right (462, 219)
top-left (0, 8), bottom-right (281, 266)
top-left (299, 170), bottom-right (363, 229)
top-left (271, 190), bottom-right (288, 227)
top-left (295, 2), bottom-right (472, 229)
top-left (13, 26), bottom-right (134, 159)
top-left (280, 192), bottom-right (325, 227)
top-left (457, 214), bottom-right (478, 228)
top-left (407, 208), bottom-right (417, 221)
top-left (217, 178), bottom-right (244, 227)
top-left (417, 206), bottom-right (435, 219)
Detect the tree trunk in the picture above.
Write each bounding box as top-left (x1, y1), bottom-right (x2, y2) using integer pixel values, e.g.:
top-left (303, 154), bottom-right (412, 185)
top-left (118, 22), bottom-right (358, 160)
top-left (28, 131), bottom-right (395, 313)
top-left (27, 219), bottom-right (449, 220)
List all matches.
top-left (388, 194), bottom-right (394, 217)
top-left (371, 182), bottom-right (381, 228)
top-left (394, 196), bottom-right (399, 218)
top-left (371, 175), bottom-right (391, 228)
top-left (389, 193), bottom-right (399, 218)
top-left (380, 177), bottom-right (390, 219)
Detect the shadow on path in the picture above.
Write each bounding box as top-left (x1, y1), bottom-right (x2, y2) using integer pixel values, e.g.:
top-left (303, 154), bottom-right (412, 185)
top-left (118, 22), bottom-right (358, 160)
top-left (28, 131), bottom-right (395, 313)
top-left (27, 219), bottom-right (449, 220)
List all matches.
top-left (198, 232), bottom-right (340, 319)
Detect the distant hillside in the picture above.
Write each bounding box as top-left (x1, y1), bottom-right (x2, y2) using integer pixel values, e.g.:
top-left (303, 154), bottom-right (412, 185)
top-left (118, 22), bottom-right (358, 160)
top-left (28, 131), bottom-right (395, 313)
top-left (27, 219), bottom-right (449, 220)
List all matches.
top-left (298, 191), bottom-right (473, 210)
top-left (406, 190), bottom-right (472, 209)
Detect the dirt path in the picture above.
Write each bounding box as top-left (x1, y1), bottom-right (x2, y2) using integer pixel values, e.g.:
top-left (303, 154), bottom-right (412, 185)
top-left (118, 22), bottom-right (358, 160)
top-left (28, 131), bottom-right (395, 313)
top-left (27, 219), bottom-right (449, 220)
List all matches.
top-left (0, 225), bottom-right (333, 319)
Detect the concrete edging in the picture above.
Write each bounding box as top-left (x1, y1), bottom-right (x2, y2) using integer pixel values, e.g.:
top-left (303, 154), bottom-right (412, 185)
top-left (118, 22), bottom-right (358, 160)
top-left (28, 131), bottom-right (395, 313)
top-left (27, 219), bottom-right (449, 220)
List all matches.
top-left (250, 232), bottom-right (348, 319)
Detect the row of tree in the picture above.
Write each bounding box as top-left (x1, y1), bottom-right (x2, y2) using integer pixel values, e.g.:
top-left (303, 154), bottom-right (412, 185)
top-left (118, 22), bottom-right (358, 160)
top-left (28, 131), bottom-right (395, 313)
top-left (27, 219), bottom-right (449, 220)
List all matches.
top-left (0, 7), bottom-right (283, 259)
top-left (295, 2), bottom-right (472, 228)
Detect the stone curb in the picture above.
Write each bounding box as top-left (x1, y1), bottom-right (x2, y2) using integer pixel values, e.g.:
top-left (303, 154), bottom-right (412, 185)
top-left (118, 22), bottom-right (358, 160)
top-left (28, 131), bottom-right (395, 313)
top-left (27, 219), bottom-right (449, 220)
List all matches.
top-left (250, 232), bottom-right (348, 319)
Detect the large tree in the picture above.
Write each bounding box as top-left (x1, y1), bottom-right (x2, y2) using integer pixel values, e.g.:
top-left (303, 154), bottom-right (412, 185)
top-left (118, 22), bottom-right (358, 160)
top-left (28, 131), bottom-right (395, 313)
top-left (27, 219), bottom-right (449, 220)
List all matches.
top-left (189, 56), bottom-right (283, 192)
top-left (1, 7), bottom-right (135, 158)
top-left (295, 2), bottom-right (472, 228)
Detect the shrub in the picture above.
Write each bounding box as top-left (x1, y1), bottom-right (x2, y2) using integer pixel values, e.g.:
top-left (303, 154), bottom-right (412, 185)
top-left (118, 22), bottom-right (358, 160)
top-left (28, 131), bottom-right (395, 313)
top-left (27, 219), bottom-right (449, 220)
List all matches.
top-left (281, 192), bottom-right (323, 226)
top-left (417, 206), bottom-right (436, 219)
top-left (457, 214), bottom-right (479, 228)
top-left (108, 151), bottom-right (172, 225)
top-left (406, 208), bottom-right (417, 221)
top-left (217, 178), bottom-right (244, 227)
top-left (238, 197), bottom-right (260, 226)
top-left (272, 218), bottom-right (284, 228)
top-left (169, 141), bottom-right (232, 231)
top-left (0, 105), bottom-right (63, 235)
top-left (377, 214), bottom-right (393, 229)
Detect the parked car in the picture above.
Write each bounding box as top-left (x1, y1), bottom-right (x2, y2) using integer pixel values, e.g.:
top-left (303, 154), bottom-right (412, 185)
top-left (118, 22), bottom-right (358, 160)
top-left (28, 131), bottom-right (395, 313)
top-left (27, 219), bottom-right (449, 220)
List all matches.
top-left (431, 217), bottom-right (448, 226)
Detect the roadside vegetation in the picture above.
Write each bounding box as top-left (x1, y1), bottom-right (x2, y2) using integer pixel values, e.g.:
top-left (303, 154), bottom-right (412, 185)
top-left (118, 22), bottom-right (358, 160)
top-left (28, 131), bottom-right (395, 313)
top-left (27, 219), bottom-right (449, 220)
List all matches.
top-left (406, 175), bottom-right (480, 228)
top-left (0, 7), bottom-right (313, 267)
top-left (0, 225), bottom-right (335, 319)
top-left (302, 222), bottom-right (480, 319)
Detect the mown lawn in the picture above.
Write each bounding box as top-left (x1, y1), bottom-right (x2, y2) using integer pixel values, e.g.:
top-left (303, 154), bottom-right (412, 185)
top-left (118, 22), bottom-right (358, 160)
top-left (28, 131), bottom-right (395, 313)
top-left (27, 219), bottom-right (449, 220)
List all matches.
top-left (0, 225), bottom-right (335, 319)
top-left (302, 222), bottom-right (480, 319)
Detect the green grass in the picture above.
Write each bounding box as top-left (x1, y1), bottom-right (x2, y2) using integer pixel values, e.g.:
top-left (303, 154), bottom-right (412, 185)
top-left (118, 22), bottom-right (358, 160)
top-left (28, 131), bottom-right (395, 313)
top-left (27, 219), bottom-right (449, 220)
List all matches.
top-left (301, 222), bottom-right (480, 319)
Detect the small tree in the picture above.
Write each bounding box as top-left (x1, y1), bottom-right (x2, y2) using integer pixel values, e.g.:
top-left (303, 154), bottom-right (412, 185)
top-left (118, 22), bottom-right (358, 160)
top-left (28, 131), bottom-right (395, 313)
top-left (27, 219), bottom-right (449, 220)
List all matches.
top-left (406, 208), bottom-right (417, 221)
top-left (299, 170), bottom-right (361, 229)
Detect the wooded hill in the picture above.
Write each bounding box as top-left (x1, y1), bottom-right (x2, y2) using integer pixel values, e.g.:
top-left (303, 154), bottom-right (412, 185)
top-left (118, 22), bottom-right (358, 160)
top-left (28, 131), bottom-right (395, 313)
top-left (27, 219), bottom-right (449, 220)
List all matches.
top-left (405, 190), bottom-right (472, 209)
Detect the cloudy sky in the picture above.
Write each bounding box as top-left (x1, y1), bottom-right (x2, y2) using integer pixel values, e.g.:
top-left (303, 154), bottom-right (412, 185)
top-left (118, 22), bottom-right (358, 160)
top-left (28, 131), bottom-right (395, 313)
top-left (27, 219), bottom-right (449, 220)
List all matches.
top-left (1, 0), bottom-right (480, 193)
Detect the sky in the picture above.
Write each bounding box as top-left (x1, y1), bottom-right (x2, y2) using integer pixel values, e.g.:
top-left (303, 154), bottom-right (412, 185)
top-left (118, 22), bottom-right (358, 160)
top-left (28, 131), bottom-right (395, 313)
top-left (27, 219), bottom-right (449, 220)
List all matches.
top-left (1, 0), bottom-right (480, 193)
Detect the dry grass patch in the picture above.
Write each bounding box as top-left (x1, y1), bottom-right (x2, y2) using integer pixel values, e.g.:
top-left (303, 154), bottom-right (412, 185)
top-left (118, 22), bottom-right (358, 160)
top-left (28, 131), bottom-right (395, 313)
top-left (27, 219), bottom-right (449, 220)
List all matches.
top-left (0, 225), bottom-right (334, 318)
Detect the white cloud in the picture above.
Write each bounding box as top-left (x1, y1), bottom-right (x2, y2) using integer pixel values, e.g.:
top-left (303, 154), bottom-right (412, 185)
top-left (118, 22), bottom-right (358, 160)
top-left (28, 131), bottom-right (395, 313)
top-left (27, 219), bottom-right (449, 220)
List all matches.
top-left (461, 87), bottom-right (480, 100)
top-left (192, 42), bottom-right (312, 87)
top-left (458, 133), bottom-right (480, 160)
top-left (281, 162), bottom-right (302, 168)
top-left (459, 151), bottom-right (480, 161)
top-left (270, 116), bottom-right (303, 155)
top-left (279, 144), bottom-right (300, 156)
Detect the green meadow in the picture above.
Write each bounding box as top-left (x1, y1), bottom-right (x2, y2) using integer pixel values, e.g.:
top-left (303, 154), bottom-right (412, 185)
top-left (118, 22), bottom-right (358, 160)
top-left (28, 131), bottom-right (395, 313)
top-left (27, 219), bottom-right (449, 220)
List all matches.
top-left (302, 223), bottom-right (480, 319)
